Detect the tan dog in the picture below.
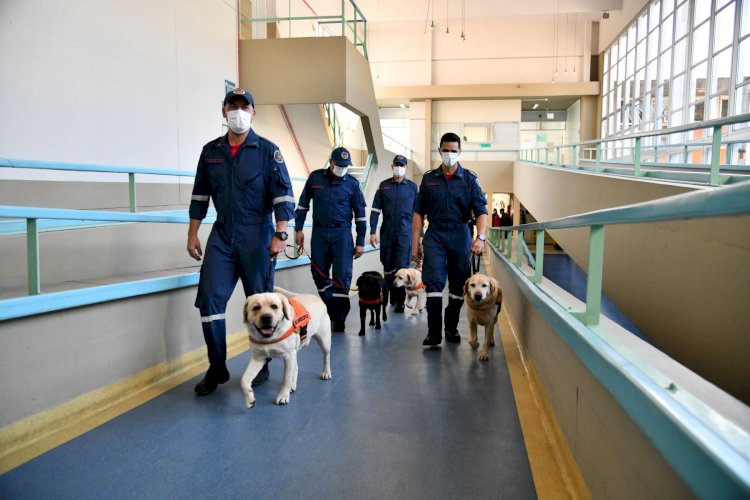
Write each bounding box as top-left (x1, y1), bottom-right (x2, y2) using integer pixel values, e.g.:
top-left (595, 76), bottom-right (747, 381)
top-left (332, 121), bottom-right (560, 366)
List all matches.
top-left (392, 268), bottom-right (425, 315)
top-left (463, 273), bottom-right (503, 361)
top-left (241, 287), bottom-right (331, 407)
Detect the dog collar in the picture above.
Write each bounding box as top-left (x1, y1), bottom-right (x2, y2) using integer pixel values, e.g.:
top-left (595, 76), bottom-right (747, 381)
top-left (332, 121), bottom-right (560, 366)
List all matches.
top-left (249, 298), bottom-right (311, 345)
top-left (359, 291), bottom-right (383, 305)
top-left (406, 282), bottom-right (426, 292)
top-left (465, 295), bottom-right (502, 311)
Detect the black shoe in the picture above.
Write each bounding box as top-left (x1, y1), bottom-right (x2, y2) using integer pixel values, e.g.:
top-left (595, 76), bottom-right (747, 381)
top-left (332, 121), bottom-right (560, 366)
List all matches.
top-left (422, 335), bottom-right (442, 346)
top-left (251, 361), bottom-right (270, 387)
top-left (394, 305), bottom-right (405, 313)
top-left (332, 321), bottom-right (346, 333)
top-left (445, 330), bottom-right (461, 344)
top-left (194, 363), bottom-right (230, 396)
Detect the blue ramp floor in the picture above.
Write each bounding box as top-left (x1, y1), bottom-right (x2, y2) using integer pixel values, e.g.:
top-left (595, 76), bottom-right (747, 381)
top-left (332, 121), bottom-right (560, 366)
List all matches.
top-left (0, 287), bottom-right (536, 499)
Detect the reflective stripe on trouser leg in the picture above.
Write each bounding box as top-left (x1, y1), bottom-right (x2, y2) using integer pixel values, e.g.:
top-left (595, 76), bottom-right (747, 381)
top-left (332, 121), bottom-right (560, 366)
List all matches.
top-left (200, 314), bottom-right (227, 365)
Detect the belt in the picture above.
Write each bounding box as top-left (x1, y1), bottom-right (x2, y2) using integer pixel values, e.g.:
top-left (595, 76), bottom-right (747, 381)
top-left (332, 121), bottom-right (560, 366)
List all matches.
top-left (217, 214), bottom-right (272, 225)
top-left (314, 222), bottom-right (348, 228)
top-left (429, 221), bottom-right (469, 230)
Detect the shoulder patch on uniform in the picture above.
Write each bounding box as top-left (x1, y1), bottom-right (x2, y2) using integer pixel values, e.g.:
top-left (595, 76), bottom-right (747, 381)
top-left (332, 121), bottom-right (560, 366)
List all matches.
top-left (274, 150), bottom-right (284, 163)
top-left (465, 168), bottom-right (478, 178)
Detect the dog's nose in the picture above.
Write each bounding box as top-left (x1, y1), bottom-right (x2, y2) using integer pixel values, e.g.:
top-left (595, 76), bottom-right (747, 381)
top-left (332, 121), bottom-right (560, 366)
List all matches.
top-left (474, 293), bottom-right (483, 301)
top-left (260, 313), bottom-right (273, 324)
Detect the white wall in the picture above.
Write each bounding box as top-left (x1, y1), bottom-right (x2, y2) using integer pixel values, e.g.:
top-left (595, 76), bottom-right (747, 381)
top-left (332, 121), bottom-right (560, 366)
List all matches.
top-left (598, 0), bottom-right (651, 50)
top-left (0, 0), bottom-right (238, 183)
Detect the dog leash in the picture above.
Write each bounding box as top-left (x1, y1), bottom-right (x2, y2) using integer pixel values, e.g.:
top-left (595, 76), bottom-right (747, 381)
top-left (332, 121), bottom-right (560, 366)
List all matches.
top-left (283, 244), bottom-right (358, 292)
top-left (470, 253), bottom-right (481, 275)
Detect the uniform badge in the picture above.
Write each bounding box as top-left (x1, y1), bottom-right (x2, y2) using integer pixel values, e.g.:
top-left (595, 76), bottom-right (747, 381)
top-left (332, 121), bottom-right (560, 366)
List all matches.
top-left (341, 151), bottom-right (349, 160)
top-left (274, 150), bottom-right (284, 163)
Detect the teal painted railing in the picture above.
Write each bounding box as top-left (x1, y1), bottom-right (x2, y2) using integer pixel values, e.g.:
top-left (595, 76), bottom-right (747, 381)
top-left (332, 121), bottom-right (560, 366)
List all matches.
top-left (241, 0), bottom-right (368, 59)
top-left (0, 157), bottom-right (308, 213)
top-left (520, 113), bottom-right (750, 186)
top-left (487, 181), bottom-right (750, 499)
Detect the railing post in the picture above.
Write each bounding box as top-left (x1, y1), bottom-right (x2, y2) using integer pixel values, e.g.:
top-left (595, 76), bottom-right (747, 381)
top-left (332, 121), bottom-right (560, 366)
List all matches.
top-left (531, 229), bottom-right (545, 284)
top-left (710, 124), bottom-right (722, 185)
top-left (573, 145), bottom-right (579, 166)
top-left (556, 147), bottom-right (560, 165)
top-left (353, 7), bottom-right (357, 46)
top-left (683, 144), bottom-right (689, 163)
top-left (515, 231), bottom-right (524, 268)
top-left (128, 173), bottom-right (137, 213)
top-left (573, 225), bottom-right (605, 326)
top-left (341, 0), bottom-right (345, 36)
top-left (595, 142), bottom-right (602, 172)
top-left (505, 231), bottom-right (512, 258)
top-left (633, 137), bottom-right (642, 177)
top-left (27, 218), bottom-right (40, 295)
top-left (545, 147), bottom-right (549, 165)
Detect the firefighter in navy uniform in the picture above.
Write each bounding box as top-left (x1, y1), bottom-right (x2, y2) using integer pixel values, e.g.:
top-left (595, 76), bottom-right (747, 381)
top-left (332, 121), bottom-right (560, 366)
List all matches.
top-left (294, 147), bottom-right (367, 332)
top-left (412, 132), bottom-right (488, 346)
top-left (369, 155), bottom-right (419, 312)
top-left (187, 88), bottom-right (296, 395)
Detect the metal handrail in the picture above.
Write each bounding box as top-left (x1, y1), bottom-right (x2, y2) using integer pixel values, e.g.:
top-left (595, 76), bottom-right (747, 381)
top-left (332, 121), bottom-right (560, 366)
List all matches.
top-left (487, 181), bottom-right (750, 498)
top-left (0, 157), bottom-right (307, 213)
top-left (241, 0), bottom-right (368, 59)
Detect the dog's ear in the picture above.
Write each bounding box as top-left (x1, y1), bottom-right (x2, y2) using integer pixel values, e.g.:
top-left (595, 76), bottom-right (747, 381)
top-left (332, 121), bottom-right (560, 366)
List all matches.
top-left (242, 299), bottom-right (252, 324)
top-left (280, 294), bottom-right (294, 321)
top-left (463, 277), bottom-right (471, 296)
top-left (408, 269), bottom-right (417, 282)
top-left (488, 278), bottom-right (499, 296)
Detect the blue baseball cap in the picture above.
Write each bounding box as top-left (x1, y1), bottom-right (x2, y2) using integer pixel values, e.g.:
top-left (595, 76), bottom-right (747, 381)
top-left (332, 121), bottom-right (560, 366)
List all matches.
top-left (331, 147), bottom-right (352, 166)
top-left (392, 155), bottom-right (408, 166)
top-left (223, 88), bottom-right (254, 107)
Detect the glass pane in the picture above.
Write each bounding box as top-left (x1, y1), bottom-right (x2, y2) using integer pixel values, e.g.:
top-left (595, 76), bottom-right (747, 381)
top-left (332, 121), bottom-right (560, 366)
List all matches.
top-left (647, 58), bottom-right (658, 92)
top-left (610, 63), bottom-right (617, 91)
top-left (636, 69), bottom-right (646, 98)
top-left (604, 49), bottom-right (610, 71)
top-left (650, 1), bottom-right (662, 31)
top-left (734, 84), bottom-right (750, 115)
top-left (711, 48), bottom-right (732, 95)
top-left (626, 48), bottom-right (635, 78)
top-left (620, 33), bottom-right (629, 54)
top-left (690, 61), bottom-right (708, 102)
top-left (660, 84), bottom-right (670, 117)
top-left (628, 24), bottom-right (637, 50)
top-left (670, 109), bottom-right (684, 128)
top-left (637, 39), bottom-right (647, 69)
top-left (691, 22), bottom-right (710, 65)
top-left (672, 73), bottom-right (685, 109)
top-left (603, 71), bottom-right (609, 95)
top-left (660, 48), bottom-right (672, 84)
top-left (649, 29), bottom-right (660, 61)
top-left (611, 41), bottom-right (619, 65)
top-left (714, 3), bottom-right (736, 52)
top-left (743, 0), bottom-right (750, 38)
top-left (638, 12), bottom-right (648, 41)
top-left (710, 92), bottom-right (730, 119)
top-left (716, 0), bottom-right (733, 9)
top-left (693, 0), bottom-right (711, 27)
top-left (673, 38), bottom-right (688, 75)
top-left (634, 97), bottom-right (644, 126)
top-left (675, 2), bottom-right (689, 39)
top-left (661, 15), bottom-right (674, 52)
top-left (618, 55), bottom-right (627, 81)
top-left (736, 37), bottom-right (750, 86)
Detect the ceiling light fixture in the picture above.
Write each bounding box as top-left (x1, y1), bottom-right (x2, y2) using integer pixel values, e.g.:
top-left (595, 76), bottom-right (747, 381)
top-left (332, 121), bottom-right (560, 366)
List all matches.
top-left (446, 0), bottom-right (450, 34)
top-left (532, 103), bottom-right (539, 109)
top-left (460, 0), bottom-right (466, 41)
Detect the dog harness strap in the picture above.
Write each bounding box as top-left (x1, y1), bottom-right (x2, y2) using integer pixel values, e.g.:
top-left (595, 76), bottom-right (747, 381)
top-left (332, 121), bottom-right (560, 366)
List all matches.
top-left (249, 299), bottom-right (311, 345)
top-left (406, 282), bottom-right (426, 292)
top-left (358, 290), bottom-right (383, 305)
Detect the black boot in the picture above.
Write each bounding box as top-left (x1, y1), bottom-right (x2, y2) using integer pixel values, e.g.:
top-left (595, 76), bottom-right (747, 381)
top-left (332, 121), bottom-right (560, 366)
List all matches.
top-left (194, 362), bottom-right (230, 396)
top-left (251, 359), bottom-right (270, 387)
top-left (444, 297), bottom-right (463, 343)
top-left (423, 297), bottom-right (443, 346)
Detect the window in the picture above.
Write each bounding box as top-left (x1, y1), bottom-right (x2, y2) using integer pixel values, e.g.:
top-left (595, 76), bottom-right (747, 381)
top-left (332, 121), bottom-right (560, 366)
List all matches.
top-left (463, 124), bottom-right (491, 143)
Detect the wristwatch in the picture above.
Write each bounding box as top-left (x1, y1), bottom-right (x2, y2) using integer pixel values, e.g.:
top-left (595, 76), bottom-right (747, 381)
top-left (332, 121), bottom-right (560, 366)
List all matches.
top-left (476, 234), bottom-right (486, 241)
top-left (274, 231), bottom-right (288, 241)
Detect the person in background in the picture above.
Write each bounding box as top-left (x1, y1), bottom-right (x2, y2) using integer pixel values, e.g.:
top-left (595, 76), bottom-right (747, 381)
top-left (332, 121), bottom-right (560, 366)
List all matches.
top-left (187, 88), bottom-right (295, 395)
top-left (412, 132), bottom-right (488, 346)
top-left (500, 208), bottom-right (512, 226)
top-left (295, 147), bottom-right (367, 333)
top-left (492, 208), bottom-right (501, 228)
top-left (369, 155), bottom-right (419, 312)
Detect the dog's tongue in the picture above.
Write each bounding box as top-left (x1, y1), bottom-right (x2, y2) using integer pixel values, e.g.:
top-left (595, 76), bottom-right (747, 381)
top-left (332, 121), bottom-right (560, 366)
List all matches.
top-left (260, 327), bottom-right (274, 336)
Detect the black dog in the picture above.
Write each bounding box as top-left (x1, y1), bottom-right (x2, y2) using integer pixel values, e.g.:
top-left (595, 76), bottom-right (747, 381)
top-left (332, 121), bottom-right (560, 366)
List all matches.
top-left (355, 271), bottom-right (388, 336)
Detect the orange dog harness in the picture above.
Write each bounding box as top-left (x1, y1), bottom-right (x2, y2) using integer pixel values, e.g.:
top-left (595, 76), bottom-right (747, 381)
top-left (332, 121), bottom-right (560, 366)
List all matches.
top-left (359, 291), bottom-right (383, 305)
top-left (249, 298), bottom-right (311, 345)
top-left (406, 282), bottom-right (426, 292)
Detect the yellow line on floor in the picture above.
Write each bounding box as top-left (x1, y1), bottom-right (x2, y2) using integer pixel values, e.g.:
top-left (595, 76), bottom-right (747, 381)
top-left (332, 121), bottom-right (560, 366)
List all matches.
top-left (485, 255), bottom-right (590, 500)
top-left (0, 331), bottom-right (250, 475)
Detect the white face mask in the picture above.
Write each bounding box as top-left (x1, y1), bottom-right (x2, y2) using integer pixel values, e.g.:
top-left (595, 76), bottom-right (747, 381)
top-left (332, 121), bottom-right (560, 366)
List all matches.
top-left (441, 151), bottom-right (459, 167)
top-left (332, 165), bottom-right (348, 177)
top-left (393, 166), bottom-right (406, 178)
top-left (226, 109), bottom-right (252, 134)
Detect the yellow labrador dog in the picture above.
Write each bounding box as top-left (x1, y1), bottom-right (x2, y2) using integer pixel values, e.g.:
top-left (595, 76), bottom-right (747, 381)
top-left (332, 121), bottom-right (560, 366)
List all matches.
top-left (464, 273), bottom-right (503, 361)
top-left (392, 268), bottom-right (425, 315)
top-left (241, 287), bottom-right (331, 408)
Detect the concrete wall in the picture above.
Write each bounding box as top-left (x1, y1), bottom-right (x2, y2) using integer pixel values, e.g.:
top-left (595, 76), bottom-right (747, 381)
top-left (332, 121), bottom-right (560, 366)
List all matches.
top-left (513, 162), bottom-right (750, 403)
top-left (489, 248), bottom-right (694, 499)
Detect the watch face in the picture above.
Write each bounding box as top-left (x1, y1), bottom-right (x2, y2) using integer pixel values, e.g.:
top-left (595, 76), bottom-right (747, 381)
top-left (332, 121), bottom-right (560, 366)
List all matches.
top-left (276, 232), bottom-right (288, 241)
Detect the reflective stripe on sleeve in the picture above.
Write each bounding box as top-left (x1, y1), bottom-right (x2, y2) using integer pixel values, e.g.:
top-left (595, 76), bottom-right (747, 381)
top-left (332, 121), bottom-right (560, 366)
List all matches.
top-left (192, 195), bottom-right (209, 201)
top-left (201, 313), bottom-right (226, 323)
top-left (426, 292), bottom-right (443, 298)
top-left (273, 195), bottom-right (296, 205)
top-left (296, 205), bottom-right (309, 211)
top-left (332, 293), bottom-right (349, 298)
top-left (356, 217), bottom-right (367, 222)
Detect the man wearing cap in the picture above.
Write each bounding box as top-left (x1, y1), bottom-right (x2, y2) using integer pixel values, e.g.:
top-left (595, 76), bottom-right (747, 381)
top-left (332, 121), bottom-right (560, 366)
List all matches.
top-left (369, 155), bottom-right (419, 312)
top-left (294, 147), bottom-right (367, 332)
top-left (187, 88), bottom-right (296, 395)
top-left (412, 132), bottom-right (488, 346)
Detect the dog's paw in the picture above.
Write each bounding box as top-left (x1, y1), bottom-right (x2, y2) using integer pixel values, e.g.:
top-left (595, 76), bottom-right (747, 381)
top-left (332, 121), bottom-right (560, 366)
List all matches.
top-left (276, 391), bottom-right (291, 405)
top-left (245, 395), bottom-right (256, 409)
top-left (358, 330), bottom-right (365, 336)
top-left (320, 370), bottom-right (332, 380)
top-left (468, 339), bottom-right (480, 349)
top-left (375, 324), bottom-right (381, 330)
top-left (479, 351), bottom-right (490, 361)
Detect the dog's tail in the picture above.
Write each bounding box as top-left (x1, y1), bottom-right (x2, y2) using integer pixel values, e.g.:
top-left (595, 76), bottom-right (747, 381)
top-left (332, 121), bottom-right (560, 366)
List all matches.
top-left (273, 286), bottom-right (297, 298)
